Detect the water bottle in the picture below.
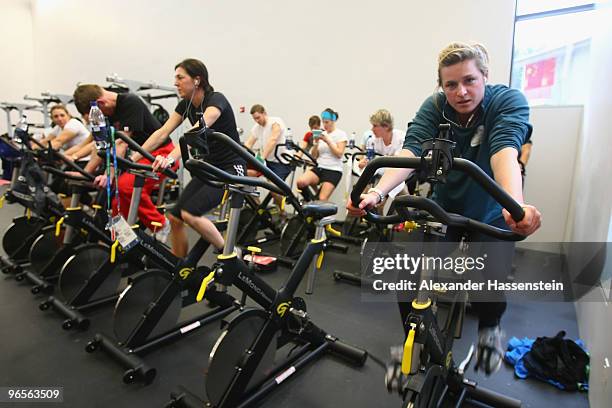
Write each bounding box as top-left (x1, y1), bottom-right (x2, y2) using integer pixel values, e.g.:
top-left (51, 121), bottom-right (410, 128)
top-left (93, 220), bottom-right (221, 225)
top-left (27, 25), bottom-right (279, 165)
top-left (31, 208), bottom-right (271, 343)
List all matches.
top-left (13, 115), bottom-right (29, 143)
top-left (89, 101), bottom-right (107, 149)
top-left (366, 135), bottom-right (375, 160)
top-left (348, 132), bottom-right (356, 149)
top-left (285, 127), bottom-right (294, 149)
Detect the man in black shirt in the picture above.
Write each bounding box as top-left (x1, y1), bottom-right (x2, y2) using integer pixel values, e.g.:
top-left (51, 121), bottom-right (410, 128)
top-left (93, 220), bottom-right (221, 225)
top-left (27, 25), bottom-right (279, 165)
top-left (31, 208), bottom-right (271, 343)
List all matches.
top-left (73, 84), bottom-right (176, 242)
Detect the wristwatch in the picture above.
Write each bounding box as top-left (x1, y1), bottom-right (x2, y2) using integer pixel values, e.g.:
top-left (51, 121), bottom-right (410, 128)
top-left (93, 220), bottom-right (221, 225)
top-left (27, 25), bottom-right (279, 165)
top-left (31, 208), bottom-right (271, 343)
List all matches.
top-left (367, 188), bottom-right (385, 204)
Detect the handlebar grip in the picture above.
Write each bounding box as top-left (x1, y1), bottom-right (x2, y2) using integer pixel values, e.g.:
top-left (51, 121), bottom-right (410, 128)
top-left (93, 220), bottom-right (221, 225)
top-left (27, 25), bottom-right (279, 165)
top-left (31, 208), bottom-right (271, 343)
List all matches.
top-left (53, 151), bottom-right (94, 181)
top-left (42, 166), bottom-right (92, 183)
top-left (114, 131), bottom-right (156, 162)
top-left (184, 159), bottom-right (284, 195)
top-left (207, 132), bottom-right (293, 197)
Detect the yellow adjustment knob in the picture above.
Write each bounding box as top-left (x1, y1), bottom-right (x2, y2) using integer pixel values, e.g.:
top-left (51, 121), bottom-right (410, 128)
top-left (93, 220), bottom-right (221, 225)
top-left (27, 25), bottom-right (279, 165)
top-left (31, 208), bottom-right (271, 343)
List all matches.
top-left (26, 208), bottom-right (31, 219)
top-left (404, 221), bottom-right (418, 232)
top-left (55, 217), bottom-right (65, 237)
top-left (196, 270), bottom-right (216, 302)
top-left (151, 221), bottom-right (162, 232)
top-left (58, 193), bottom-right (67, 199)
top-left (401, 328), bottom-right (416, 374)
top-left (66, 206), bottom-right (82, 211)
top-left (280, 197), bottom-right (286, 211)
top-left (325, 224), bottom-right (341, 237)
top-left (92, 204), bottom-right (102, 210)
top-left (316, 250), bottom-right (325, 269)
top-left (221, 189), bottom-right (229, 205)
top-left (131, 224), bottom-right (139, 229)
top-left (110, 240), bottom-right (120, 263)
top-left (0, 195), bottom-right (5, 209)
top-left (247, 246), bottom-right (262, 254)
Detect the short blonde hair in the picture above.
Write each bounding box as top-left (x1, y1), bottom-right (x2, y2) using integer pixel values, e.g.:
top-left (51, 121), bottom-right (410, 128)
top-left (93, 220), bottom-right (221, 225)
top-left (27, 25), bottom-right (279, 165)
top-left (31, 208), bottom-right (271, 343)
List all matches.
top-left (437, 42), bottom-right (489, 87)
top-left (369, 109), bottom-right (394, 128)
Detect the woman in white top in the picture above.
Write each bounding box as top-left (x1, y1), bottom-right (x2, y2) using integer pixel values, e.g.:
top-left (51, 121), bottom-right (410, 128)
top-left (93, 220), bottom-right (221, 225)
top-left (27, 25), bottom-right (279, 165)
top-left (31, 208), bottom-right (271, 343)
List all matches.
top-left (37, 105), bottom-right (90, 158)
top-left (358, 109), bottom-right (411, 199)
top-left (38, 104), bottom-right (93, 206)
top-left (358, 109), bottom-right (404, 169)
top-left (296, 108), bottom-right (347, 201)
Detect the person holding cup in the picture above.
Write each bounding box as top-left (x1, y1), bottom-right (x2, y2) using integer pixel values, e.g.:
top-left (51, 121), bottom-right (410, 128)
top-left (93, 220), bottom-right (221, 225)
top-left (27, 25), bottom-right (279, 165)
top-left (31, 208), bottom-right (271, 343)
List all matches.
top-left (296, 108), bottom-right (347, 201)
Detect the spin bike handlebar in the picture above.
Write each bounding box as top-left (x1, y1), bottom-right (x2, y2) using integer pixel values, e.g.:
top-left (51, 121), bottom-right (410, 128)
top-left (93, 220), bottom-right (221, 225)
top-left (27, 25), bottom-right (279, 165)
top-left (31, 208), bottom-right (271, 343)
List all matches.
top-left (273, 142), bottom-right (318, 168)
top-left (42, 166), bottom-right (93, 184)
top-left (351, 156), bottom-right (526, 242)
top-left (40, 147), bottom-right (94, 182)
top-left (181, 129), bottom-right (302, 210)
top-left (113, 131), bottom-right (178, 179)
top-left (95, 148), bottom-right (177, 180)
top-left (42, 147), bottom-right (94, 181)
top-left (116, 156), bottom-right (177, 179)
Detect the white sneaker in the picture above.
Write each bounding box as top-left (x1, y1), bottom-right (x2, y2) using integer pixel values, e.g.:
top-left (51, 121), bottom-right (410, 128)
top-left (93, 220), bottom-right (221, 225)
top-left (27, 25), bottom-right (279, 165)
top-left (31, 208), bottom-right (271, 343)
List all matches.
top-left (154, 219), bottom-right (171, 244)
top-left (476, 325), bottom-right (504, 375)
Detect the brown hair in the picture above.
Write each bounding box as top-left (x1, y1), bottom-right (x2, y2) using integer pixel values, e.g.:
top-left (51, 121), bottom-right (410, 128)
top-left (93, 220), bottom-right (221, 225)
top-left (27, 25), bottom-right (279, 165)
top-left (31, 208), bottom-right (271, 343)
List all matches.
top-left (73, 84), bottom-right (104, 114)
top-left (175, 58), bottom-right (214, 95)
top-left (250, 104), bottom-right (266, 114)
top-left (50, 104), bottom-right (71, 118)
top-left (308, 115), bottom-right (321, 128)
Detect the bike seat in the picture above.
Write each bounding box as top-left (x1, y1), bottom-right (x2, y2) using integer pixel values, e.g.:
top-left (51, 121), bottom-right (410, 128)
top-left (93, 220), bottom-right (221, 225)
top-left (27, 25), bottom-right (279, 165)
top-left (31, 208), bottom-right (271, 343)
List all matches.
top-left (302, 201), bottom-right (337, 219)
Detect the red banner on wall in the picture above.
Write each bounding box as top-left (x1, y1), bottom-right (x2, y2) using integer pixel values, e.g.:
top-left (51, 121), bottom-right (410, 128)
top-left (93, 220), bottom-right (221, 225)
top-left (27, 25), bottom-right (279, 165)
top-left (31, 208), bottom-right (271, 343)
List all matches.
top-left (525, 57), bottom-right (556, 90)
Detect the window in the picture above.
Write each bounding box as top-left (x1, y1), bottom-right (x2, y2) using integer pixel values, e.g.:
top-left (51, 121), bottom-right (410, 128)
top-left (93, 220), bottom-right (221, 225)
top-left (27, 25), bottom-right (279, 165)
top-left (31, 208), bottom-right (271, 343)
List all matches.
top-left (510, 1), bottom-right (596, 106)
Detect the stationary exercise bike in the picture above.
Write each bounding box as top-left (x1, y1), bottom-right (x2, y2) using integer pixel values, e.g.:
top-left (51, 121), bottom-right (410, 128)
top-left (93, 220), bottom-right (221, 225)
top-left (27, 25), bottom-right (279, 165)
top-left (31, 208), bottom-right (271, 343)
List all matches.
top-left (351, 124), bottom-right (524, 408)
top-left (40, 130), bottom-right (177, 330)
top-left (84, 132), bottom-right (240, 385)
top-left (20, 150), bottom-right (105, 294)
top-left (0, 125), bottom-right (65, 275)
top-left (166, 128), bottom-right (367, 408)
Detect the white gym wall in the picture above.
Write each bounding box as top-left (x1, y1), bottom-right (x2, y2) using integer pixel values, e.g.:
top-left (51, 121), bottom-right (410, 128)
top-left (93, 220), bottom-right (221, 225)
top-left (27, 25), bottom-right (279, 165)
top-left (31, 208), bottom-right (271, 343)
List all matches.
top-left (0, 0), bottom-right (37, 133)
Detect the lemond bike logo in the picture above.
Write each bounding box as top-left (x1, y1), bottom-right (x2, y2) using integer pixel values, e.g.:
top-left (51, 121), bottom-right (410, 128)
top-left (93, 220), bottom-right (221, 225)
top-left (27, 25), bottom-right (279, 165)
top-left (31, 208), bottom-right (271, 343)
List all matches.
top-left (179, 267), bottom-right (193, 280)
top-left (276, 302), bottom-right (291, 317)
top-left (238, 272), bottom-right (273, 303)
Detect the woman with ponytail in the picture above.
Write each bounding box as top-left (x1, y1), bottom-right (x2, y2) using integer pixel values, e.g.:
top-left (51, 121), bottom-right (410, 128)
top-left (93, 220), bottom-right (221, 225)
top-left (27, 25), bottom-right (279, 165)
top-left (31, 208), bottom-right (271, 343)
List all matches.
top-left (136, 58), bottom-right (245, 257)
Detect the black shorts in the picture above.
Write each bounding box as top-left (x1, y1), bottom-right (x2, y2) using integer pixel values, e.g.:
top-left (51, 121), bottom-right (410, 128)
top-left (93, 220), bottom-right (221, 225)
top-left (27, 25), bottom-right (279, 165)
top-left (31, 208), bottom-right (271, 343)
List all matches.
top-left (265, 160), bottom-right (291, 180)
top-left (312, 167), bottom-right (342, 187)
top-left (171, 162), bottom-right (246, 219)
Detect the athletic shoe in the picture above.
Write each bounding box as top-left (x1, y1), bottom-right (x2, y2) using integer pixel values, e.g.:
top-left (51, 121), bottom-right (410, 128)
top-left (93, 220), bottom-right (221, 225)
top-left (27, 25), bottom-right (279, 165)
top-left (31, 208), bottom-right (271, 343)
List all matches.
top-left (475, 325), bottom-right (504, 375)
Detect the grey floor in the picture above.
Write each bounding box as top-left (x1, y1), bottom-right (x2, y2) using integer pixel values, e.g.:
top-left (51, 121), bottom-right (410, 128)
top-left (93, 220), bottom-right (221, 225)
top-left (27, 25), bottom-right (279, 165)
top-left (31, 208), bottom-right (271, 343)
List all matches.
top-left (0, 198), bottom-right (590, 408)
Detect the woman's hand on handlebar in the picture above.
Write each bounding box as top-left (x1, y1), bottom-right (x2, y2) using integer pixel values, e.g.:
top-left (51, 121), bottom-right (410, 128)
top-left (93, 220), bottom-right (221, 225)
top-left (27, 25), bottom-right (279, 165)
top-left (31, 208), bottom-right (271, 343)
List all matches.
top-left (152, 155), bottom-right (172, 172)
top-left (346, 192), bottom-right (379, 217)
top-left (503, 204), bottom-right (541, 236)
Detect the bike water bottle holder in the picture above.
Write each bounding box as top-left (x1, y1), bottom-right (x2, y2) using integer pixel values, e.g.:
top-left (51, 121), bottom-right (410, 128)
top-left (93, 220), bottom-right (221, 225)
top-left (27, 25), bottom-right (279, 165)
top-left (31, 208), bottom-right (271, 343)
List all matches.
top-left (419, 123), bottom-right (455, 184)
